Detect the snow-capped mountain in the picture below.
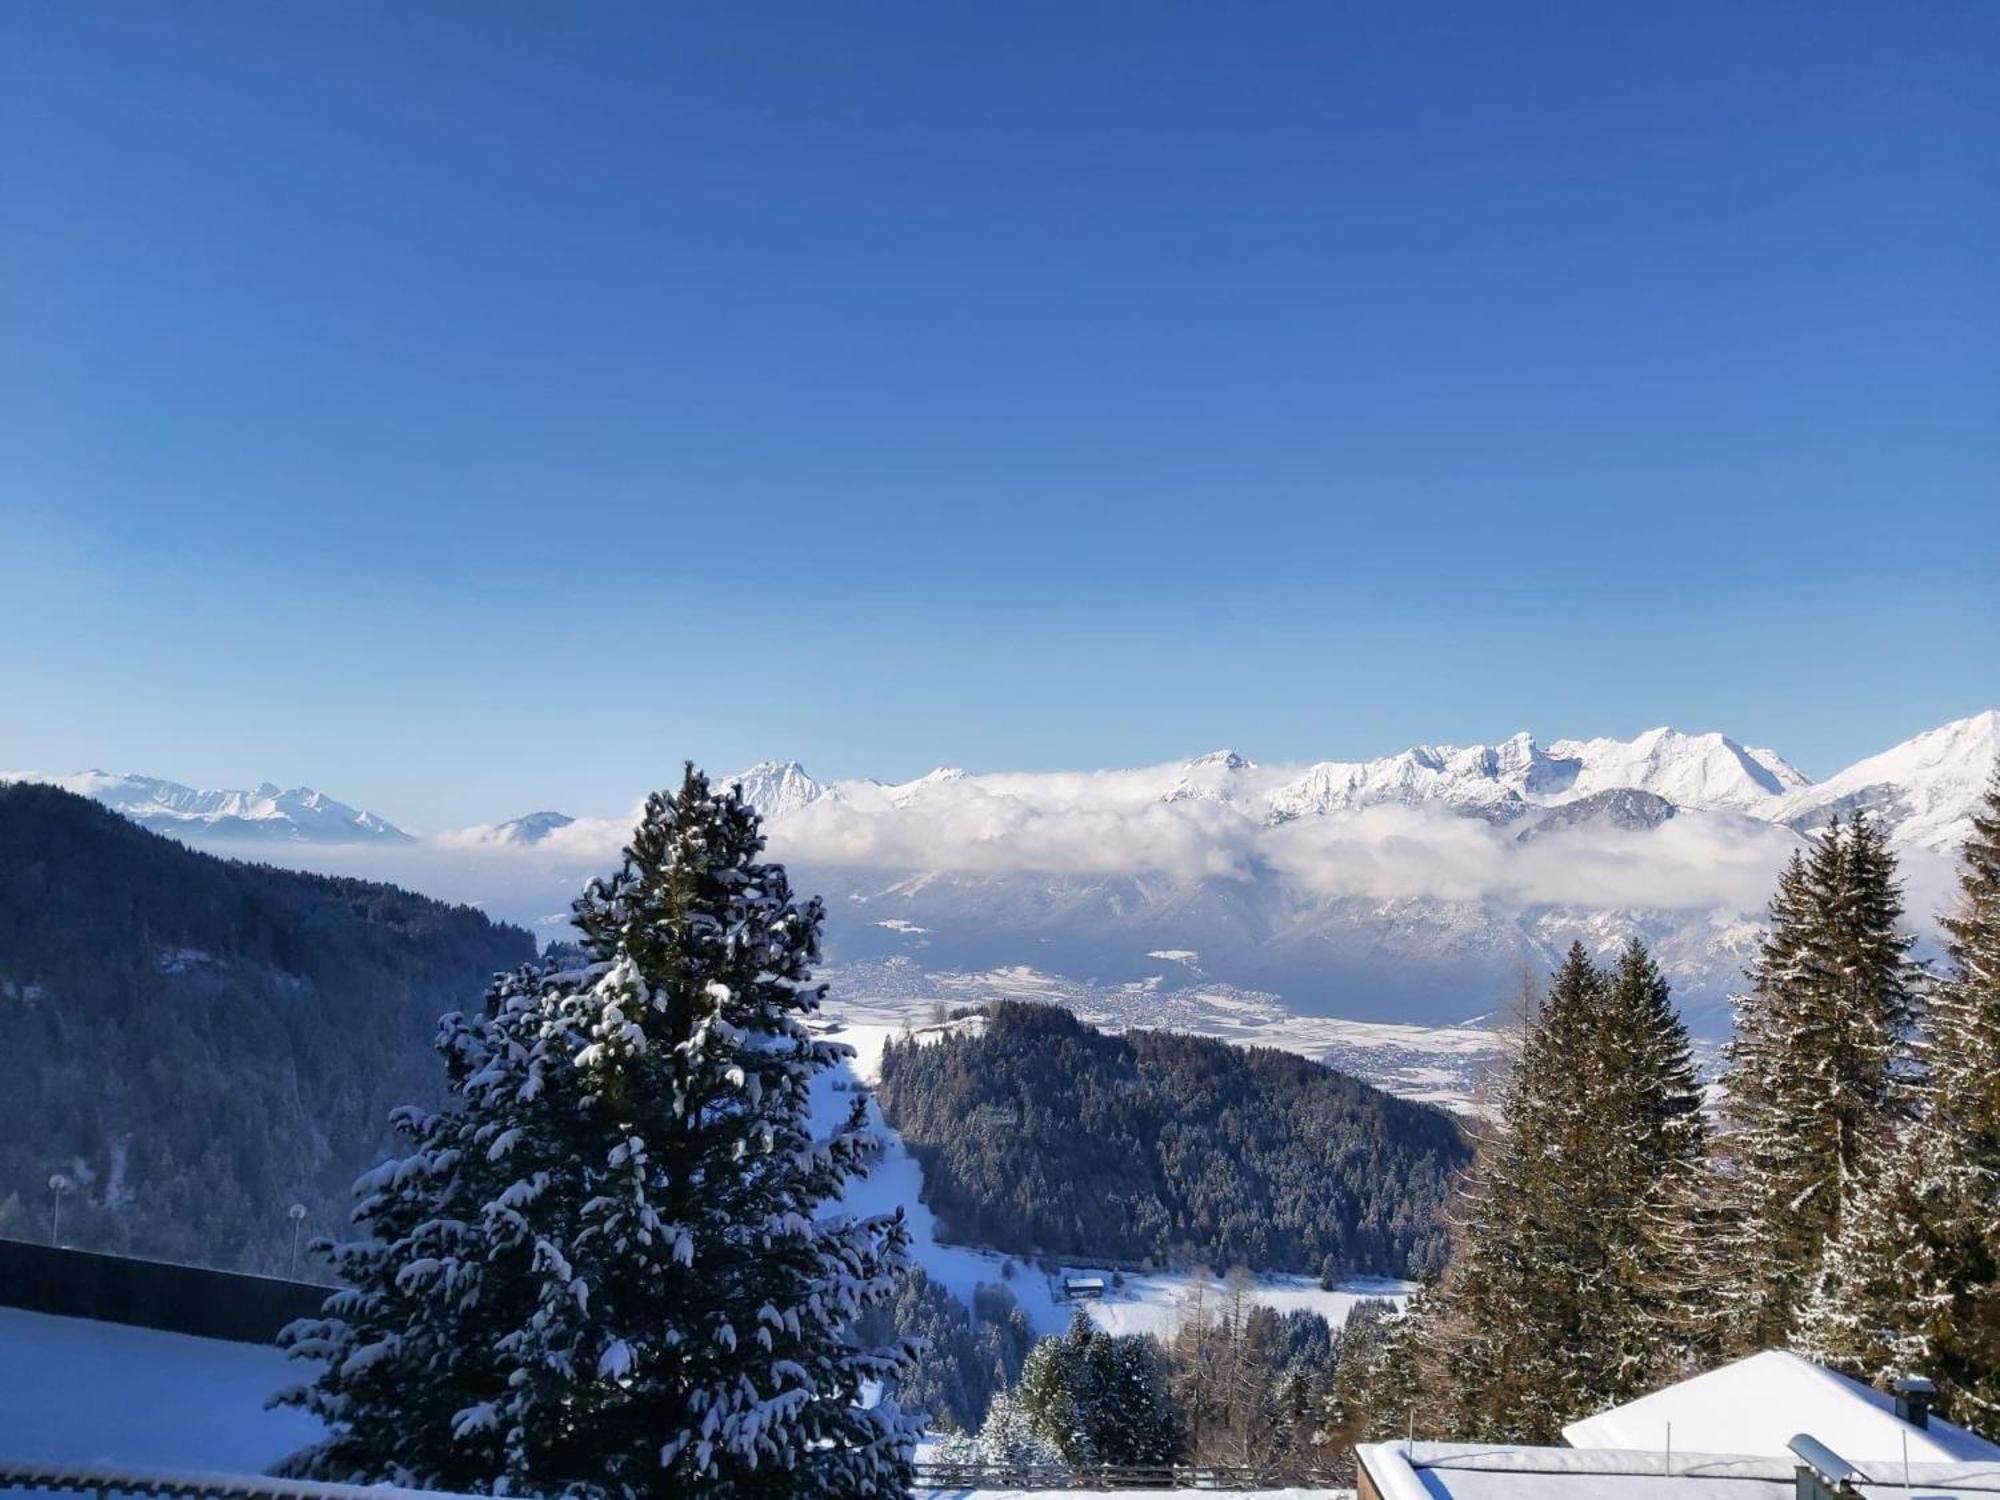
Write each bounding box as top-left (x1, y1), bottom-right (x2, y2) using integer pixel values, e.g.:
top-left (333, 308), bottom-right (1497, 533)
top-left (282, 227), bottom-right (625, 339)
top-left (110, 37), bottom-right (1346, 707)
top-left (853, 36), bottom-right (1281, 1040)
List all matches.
top-left (726, 761), bottom-right (829, 820)
top-left (489, 811), bottom-right (576, 845)
top-left (1, 771), bottom-right (412, 844)
top-left (1260, 728), bottom-right (1808, 824)
top-left (23, 712), bottom-right (1993, 1043)
top-left (1770, 709), bottom-right (2000, 853)
top-left (717, 714), bottom-right (1996, 1035)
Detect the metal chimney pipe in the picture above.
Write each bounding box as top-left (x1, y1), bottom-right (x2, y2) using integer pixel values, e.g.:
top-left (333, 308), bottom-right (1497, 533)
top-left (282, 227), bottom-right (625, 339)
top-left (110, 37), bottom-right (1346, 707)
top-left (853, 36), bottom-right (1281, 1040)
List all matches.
top-left (1893, 1376), bottom-right (1935, 1431)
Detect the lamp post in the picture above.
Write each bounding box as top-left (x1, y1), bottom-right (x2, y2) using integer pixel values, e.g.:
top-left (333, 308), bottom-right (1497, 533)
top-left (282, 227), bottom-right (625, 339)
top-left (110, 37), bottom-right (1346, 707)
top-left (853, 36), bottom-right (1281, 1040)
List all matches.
top-left (47, 1174), bottom-right (71, 1247)
top-left (288, 1203), bottom-right (308, 1278)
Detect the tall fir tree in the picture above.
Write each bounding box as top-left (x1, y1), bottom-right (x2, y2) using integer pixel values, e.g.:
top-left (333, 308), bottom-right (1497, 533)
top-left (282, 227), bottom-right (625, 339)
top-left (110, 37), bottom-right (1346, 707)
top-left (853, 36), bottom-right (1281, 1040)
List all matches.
top-left (278, 768), bottom-right (919, 1500)
top-left (1390, 941), bottom-right (1712, 1443)
top-left (1422, 944), bottom-right (1611, 1441)
top-left (1597, 939), bottom-right (1711, 1389)
top-left (1799, 769), bottom-right (2000, 1430)
top-left (1715, 815), bottom-right (1921, 1349)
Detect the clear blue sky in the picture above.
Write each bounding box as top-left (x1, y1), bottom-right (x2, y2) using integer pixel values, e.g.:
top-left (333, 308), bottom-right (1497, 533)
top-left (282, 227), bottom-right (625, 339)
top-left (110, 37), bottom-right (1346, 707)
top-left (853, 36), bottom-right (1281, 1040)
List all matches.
top-left (3, 1), bottom-right (1995, 827)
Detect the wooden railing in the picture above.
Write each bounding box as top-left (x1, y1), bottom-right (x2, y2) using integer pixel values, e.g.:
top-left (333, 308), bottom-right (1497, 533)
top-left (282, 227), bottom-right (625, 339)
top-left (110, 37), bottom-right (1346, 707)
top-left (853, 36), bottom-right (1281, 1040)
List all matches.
top-left (911, 1459), bottom-right (1351, 1490)
top-left (1, 1456), bottom-right (1349, 1498)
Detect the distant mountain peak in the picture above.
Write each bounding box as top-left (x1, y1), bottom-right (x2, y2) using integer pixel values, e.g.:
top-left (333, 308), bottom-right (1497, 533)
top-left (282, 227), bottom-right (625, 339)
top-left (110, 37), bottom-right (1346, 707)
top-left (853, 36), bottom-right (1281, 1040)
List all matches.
top-left (1187, 749), bottom-right (1251, 770)
top-left (726, 760), bottom-right (827, 820)
top-left (0, 770), bottom-right (413, 844)
top-left (1772, 709), bottom-right (2000, 852)
top-left (492, 810), bottom-right (576, 845)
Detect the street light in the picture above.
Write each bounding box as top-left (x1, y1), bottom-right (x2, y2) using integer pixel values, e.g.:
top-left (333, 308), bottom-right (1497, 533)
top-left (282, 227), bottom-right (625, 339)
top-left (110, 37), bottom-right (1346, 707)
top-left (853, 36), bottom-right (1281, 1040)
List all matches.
top-left (47, 1174), bottom-right (71, 1247)
top-left (288, 1203), bottom-right (308, 1278)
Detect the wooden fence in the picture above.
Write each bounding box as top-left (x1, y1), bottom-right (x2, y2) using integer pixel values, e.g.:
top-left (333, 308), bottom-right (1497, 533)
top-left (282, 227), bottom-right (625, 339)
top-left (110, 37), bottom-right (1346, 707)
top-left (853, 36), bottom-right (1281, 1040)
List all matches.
top-left (911, 1459), bottom-right (1351, 1490)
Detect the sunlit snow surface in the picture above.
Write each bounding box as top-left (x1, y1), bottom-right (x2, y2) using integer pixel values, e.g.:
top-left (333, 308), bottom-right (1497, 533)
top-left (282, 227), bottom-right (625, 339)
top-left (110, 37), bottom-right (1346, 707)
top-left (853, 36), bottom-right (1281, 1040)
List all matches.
top-left (0, 1306), bottom-right (318, 1469)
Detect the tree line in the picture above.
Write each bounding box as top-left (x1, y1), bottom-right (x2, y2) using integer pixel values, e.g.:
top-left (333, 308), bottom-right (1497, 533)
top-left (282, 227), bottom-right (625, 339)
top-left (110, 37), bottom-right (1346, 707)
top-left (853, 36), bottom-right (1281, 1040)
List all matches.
top-left (875, 1001), bottom-right (1468, 1280)
top-left (1344, 776), bottom-right (2000, 1443)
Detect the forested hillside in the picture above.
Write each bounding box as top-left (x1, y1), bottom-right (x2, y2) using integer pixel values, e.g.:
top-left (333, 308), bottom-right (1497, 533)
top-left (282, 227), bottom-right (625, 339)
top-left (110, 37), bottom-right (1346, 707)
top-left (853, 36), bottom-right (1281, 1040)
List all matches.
top-left (0, 784), bottom-right (534, 1272)
top-left (876, 1003), bottom-right (1468, 1278)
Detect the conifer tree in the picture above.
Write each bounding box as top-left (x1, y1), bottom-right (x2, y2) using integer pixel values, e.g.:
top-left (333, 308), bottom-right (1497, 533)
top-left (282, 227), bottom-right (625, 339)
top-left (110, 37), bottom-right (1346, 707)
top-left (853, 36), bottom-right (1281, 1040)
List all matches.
top-left (278, 768), bottom-right (919, 1500)
top-left (1800, 770), bottom-right (2000, 1428)
top-left (968, 1387), bottom-right (1062, 1470)
top-left (1716, 816), bottom-right (1920, 1348)
top-left (1395, 940), bottom-right (1713, 1442)
top-left (1597, 940), bottom-right (1711, 1386)
top-left (1018, 1312), bottom-right (1181, 1467)
top-left (1425, 944), bottom-right (1610, 1440)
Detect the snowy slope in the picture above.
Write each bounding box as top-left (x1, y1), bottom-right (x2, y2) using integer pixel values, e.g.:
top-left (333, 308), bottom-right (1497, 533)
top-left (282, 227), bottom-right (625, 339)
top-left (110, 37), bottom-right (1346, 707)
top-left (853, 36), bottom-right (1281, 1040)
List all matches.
top-left (0, 1306), bottom-right (320, 1469)
top-left (1771, 709), bottom-right (2000, 853)
top-left (1548, 728), bottom-right (1809, 812)
top-left (0, 771), bottom-right (411, 843)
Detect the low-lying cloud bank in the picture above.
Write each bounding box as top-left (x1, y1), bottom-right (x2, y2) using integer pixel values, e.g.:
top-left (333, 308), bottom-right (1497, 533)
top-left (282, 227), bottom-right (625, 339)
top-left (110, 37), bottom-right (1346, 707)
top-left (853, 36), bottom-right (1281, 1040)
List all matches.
top-left (222, 786), bottom-right (1907, 943)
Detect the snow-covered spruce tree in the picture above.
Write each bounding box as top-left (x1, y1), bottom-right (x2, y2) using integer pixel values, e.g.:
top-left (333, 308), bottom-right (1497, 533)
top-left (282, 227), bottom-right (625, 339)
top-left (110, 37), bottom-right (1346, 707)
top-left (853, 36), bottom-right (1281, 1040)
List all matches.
top-left (1715, 816), bottom-right (1921, 1350)
top-left (1422, 944), bottom-right (1611, 1441)
top-left (273, 991), bottom-right (538, 1490)
top-left (278, 767), bottom-right (919, 1499)
top-left (1597, 939), bottom-right (1712, 1387)
top-left (1402, 941), bottom-right (1710, 1442)
top-left (1800, 769), bottom-right (2000, 1428)
top-left (971, 1387), bottom-right (1063, 1471)
top-left (1018, 1311), bottom-right (1181, 1468)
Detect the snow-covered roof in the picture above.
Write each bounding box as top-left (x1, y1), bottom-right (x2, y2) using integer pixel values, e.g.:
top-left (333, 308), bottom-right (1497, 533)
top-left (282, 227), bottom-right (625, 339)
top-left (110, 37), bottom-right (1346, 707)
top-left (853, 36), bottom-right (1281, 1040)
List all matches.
top-left (0, 1306), bottom-right (319, 1470)
top-left (1561, 1351), bottom-right (2000, 1463)
top-left (1356, 1442), bottom-right (2000, 1500)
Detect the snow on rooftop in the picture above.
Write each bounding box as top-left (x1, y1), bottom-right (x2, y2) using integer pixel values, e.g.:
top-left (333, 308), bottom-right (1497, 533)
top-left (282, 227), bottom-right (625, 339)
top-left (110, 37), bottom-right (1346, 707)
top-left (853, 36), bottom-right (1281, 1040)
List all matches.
top-left (1561, 1350), bottom-right (2000, 1464)
top-left (1357, 1442), bottom-right (2000, 1500)
top-left (0, 1306), bottom-right (320, 1470)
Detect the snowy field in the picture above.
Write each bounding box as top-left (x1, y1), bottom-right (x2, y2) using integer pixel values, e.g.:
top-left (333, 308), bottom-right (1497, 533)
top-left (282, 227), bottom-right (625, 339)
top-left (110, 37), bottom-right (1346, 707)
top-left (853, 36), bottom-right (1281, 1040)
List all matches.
top-left (0, 1306), bottom-right (317, 1469)
top-left (816, 1013), bottom-right (1409, 1343)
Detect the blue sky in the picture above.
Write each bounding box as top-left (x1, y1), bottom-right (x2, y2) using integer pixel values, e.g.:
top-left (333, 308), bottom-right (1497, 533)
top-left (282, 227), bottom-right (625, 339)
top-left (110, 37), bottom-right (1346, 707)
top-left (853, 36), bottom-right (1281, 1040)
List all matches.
top-left (3, 1), bottom-right (1995, 826)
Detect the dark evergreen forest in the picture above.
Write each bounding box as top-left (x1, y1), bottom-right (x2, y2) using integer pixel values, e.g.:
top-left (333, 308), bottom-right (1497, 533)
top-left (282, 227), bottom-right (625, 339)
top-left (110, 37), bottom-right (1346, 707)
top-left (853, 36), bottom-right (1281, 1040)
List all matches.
top-left (876, 1002), bottom-right (1467, 1279)
top-left (0, 784), bottom-right (534, 1272)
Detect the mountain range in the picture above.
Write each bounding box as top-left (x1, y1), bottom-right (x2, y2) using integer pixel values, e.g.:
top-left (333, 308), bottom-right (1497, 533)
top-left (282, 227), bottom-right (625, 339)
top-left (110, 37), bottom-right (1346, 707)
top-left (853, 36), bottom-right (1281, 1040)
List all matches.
top-left (722, 715), bottom-right (1993, 850)
top-left (0, 770), bottom-right (412, 843)
top-left (12, 711), bottom-right (1997, 1040)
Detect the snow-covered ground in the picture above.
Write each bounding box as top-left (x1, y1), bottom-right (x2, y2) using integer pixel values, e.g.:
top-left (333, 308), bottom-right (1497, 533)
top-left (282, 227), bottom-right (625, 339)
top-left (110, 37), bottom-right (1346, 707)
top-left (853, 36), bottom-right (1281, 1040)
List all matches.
top-left (0, 1306), bottom-right (318, 1469)
top-left (816, 1014), bottom-right (1410, 1344)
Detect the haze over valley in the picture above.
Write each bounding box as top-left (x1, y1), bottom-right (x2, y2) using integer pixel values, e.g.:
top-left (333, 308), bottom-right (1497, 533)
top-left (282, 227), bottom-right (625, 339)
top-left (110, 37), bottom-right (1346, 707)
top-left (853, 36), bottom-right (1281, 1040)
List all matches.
top-left (16, 711), bottom-right (1995, 1061)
